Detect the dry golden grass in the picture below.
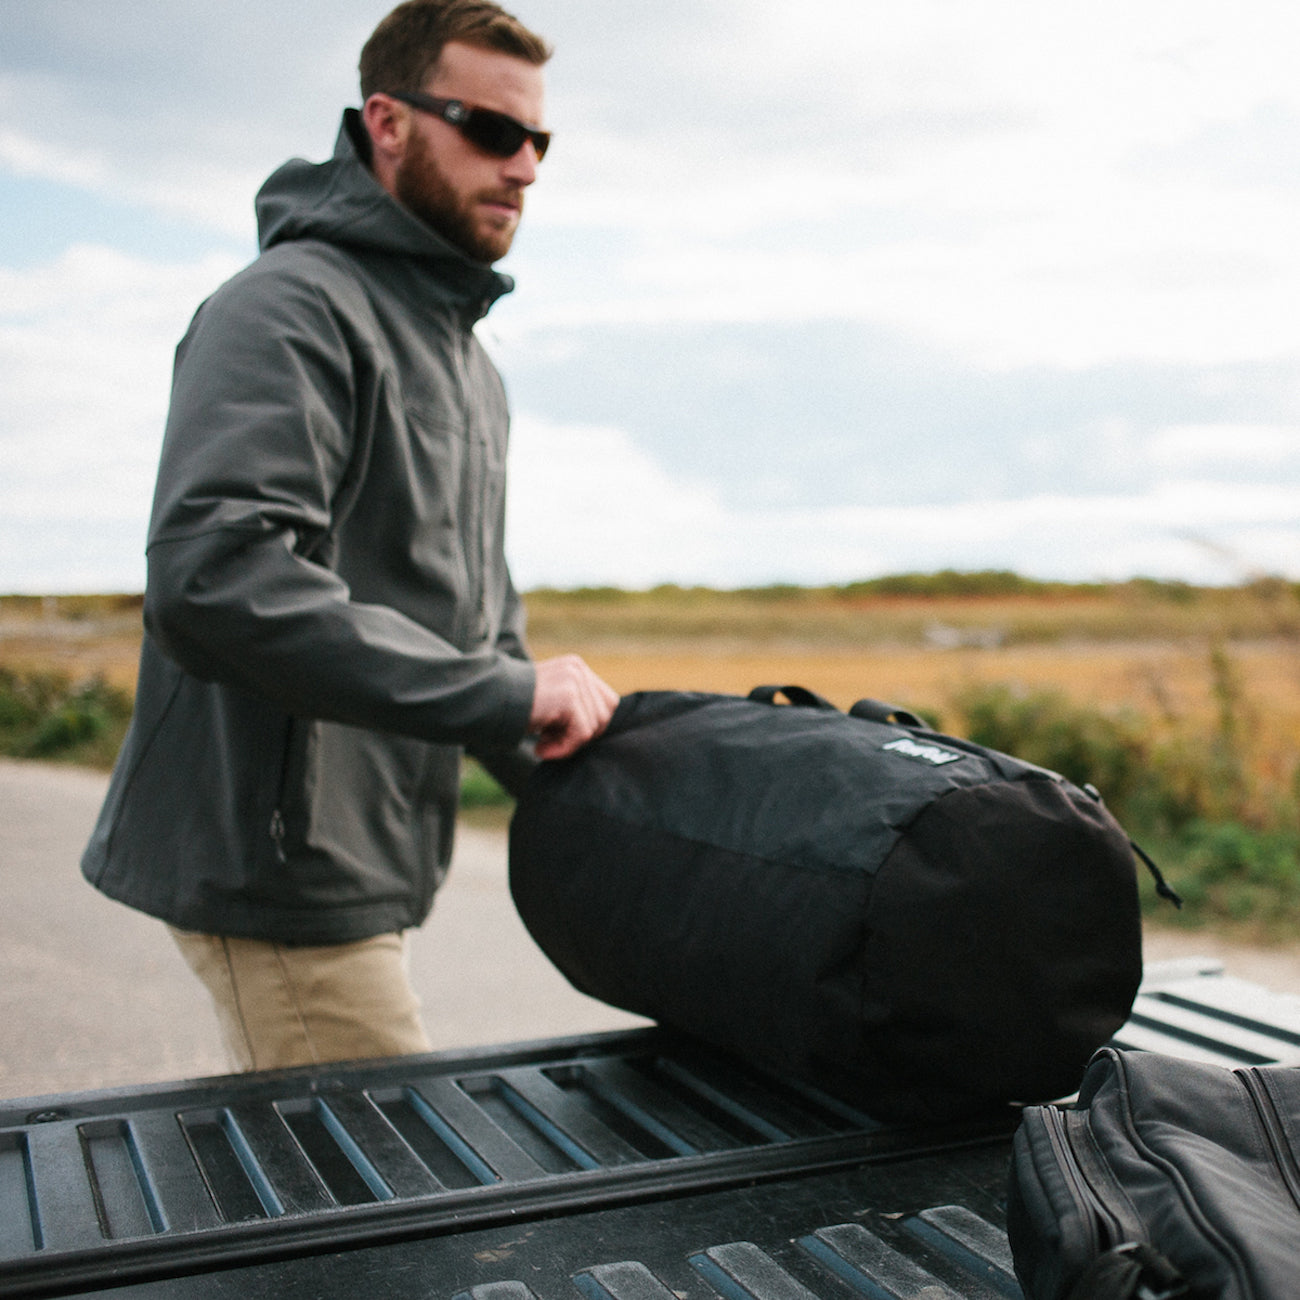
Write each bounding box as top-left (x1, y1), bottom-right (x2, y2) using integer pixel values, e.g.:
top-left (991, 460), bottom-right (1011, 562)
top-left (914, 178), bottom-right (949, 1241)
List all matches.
top-left (0, 597), bottom-right (143, 692)
top-left (531, 639), bottom-right (1299, 790)
top-left (2, 586), bottom-right (1297, 785)
top-left (8, 586), bottom-right (1294, 946)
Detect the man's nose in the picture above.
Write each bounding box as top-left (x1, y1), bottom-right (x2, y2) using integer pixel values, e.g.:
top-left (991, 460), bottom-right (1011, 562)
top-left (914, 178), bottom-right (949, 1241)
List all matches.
top-left (503, 139), bottom-right (540, 185)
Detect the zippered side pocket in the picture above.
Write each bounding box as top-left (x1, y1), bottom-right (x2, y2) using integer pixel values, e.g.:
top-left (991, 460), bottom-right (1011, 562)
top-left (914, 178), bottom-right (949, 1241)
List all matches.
top-left (1048, 1105), bottom-right (1146, 1254)
top-left (1009, 1102), bottom-right (1149, 1300)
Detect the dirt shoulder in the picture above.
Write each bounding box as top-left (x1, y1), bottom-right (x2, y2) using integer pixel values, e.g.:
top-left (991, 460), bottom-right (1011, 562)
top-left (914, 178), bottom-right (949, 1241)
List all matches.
top-left (1142, 925), bottom-right (1300, 995)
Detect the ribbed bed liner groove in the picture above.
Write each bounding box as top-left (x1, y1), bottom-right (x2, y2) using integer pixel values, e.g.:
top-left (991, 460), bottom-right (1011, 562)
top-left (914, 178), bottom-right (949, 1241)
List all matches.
top-left (2, 962), bottom-right (1297, 1299)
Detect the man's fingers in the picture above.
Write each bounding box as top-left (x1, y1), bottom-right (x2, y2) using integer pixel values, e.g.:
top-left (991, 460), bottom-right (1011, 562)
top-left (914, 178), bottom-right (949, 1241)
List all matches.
top-left (529, 655), bottom-right (619, 759)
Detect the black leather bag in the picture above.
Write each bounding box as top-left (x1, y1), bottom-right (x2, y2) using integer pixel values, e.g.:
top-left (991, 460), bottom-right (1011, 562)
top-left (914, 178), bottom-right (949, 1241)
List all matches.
top-left (509, 686), bottom-right (1166, 1123)
top-left (1008, 1047), bottom-right (1300, 1299)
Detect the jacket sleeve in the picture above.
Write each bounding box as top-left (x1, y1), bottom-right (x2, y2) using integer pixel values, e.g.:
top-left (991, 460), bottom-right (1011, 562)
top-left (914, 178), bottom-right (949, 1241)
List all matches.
top-left (464, 570), bottom-right (541, 795)
top-left (143, 256), bottom-right (536, 748)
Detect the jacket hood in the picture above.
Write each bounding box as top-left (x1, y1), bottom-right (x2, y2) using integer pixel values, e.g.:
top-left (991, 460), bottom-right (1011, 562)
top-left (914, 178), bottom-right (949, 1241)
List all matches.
top-left (255, 109), bottom-right (513, 310)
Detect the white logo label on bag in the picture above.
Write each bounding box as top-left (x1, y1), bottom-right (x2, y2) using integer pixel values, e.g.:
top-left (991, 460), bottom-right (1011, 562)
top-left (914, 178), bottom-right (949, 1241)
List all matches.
top-left (882, 737), bottom-right (965, 766)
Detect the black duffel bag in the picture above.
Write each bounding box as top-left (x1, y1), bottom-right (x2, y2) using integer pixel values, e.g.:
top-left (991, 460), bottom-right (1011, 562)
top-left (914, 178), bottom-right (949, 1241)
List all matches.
top-left (509, 686), bottom-right (1175, 1123)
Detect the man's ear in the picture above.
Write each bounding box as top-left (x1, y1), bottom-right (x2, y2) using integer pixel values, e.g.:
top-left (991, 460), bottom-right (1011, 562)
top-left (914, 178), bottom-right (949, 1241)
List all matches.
top-left (362, 95), bottom-right (409, 186)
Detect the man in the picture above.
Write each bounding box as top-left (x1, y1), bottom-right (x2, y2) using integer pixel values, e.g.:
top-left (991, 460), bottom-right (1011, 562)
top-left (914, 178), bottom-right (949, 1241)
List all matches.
top-left (82, 0), bottom-right (618, 1072)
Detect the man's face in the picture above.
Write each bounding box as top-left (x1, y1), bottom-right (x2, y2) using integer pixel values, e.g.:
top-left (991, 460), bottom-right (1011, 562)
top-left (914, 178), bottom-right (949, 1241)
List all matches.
top-left (394, 41), bottom-right (546, 264)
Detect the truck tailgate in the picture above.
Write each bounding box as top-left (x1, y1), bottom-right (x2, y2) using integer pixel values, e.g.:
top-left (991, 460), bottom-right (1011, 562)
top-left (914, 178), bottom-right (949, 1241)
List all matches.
top-left (3, 959), bottom-right (1298, 1299)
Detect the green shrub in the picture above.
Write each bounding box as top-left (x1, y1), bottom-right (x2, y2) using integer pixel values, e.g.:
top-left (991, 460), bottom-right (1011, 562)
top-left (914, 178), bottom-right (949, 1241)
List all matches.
top-left (1178, 821), bottom-right (1300, 891)
top-left (954, 682), bottom-right (1155, 828)
top-left (840, 569), bottom-right (1058, 599)
top-left (458, 757), bottom-right (512, 810)
top-left (953, 669), bottom-right (1300, 936)
top-left (1140, 820), bottom-right (1300, 934)
top-left (0, 670), bottom-right (134, 767)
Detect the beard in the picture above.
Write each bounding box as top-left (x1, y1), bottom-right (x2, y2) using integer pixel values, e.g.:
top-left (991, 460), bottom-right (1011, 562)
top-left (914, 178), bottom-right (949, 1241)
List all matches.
top-left (394, 129), bottom-right (522, 264)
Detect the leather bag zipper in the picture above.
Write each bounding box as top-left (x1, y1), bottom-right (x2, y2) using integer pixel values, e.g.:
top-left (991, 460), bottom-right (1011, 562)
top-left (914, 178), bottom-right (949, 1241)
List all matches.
top-left (1240, 1068), bottom-right (1300, 1215)
top-left (1034, 1102), bottom-right (1128, 1253)
top-left (1037, 1104), bottom-right (1136, 1257)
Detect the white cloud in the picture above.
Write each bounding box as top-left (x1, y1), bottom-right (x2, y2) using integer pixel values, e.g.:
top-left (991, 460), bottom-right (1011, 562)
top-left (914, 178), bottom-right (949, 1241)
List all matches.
top-left (505, 415), bottom-right (727, 587)
top-left (516, 3), bottom-right (1300, 369)
top-left (1143, 424), bottom-right (1298, 470)
top-left (6, 394), bottom-right (1296, 593)
top-left (0, 246), bottom-right (243, 591)
top-left (6, 1), bottom-right (1300, 374)
top-left (511, 191), bottom-right (1300, 370)
top-left (0, 121), bottom-right (272, 242)
top-left (506, 414), bottom-right (1300, 588)
top-left (2, 2), bottom-right (1299, 591)
top-left (0, 124), bottom-right (112, 190)
top-left (13, 4), bottom-right (1300, 333)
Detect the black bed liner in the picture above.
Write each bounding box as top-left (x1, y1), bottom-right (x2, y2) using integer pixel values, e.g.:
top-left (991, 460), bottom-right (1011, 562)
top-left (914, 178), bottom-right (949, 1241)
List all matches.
top-left (3, 958), bottom-right (1298, 1299)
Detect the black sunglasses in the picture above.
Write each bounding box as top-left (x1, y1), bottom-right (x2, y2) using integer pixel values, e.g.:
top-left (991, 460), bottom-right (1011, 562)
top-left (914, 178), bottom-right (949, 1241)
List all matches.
top-left (388, 90), bottom-right (551, 161)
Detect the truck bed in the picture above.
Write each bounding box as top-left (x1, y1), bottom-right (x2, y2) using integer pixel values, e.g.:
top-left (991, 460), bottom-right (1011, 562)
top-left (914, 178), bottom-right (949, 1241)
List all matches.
top-left (4, 958), bottom-right (1299, 1299)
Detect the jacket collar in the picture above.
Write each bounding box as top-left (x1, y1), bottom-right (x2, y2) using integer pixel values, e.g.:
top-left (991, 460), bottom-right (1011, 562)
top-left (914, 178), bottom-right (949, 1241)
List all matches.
top-left (255, 110), bottom-right (515, 317)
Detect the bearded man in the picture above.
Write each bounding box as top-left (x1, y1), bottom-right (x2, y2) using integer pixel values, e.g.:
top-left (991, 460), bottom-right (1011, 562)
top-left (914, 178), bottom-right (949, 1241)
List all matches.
top-left (83, 0), bottom-right (618, 1071)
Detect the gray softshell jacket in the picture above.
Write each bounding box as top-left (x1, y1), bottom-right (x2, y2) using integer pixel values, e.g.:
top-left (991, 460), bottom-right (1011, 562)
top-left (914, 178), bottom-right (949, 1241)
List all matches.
top-left (81, 111), bottom-right (538, 944)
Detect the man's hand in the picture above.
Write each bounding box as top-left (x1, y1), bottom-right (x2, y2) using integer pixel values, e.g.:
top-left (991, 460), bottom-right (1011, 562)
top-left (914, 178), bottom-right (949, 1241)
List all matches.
top-left (529, 655), bottom-right (619, 760)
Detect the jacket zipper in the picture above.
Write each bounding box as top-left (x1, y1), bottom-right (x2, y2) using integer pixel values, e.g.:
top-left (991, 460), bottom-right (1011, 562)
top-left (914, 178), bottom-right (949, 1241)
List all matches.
top-left (452, 326), bottom-right (489, 648)
top-left (269, 716), bottom-right (296, 864)
top-left (1240, 1069), bottom-right (1300, 1215)
top-left (269, 809), bottom-right (287, 864)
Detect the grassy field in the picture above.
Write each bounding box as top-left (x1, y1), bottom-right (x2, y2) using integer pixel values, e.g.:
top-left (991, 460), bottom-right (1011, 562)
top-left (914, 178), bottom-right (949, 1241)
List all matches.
top-left (3, 575), bottom-right (1298, 938)
top-left (6, 575), bottom-right (1296, 709)
top-left (523, 579), bottom-right (1300, 800)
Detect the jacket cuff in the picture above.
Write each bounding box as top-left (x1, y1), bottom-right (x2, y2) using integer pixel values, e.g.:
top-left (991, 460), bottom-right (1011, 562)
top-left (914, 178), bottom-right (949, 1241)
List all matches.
top-left (490, 654), bottom-right (537, 744)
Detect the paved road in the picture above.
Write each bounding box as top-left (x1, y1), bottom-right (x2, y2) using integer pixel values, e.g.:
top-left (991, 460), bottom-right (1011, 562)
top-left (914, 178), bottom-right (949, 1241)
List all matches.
top-left (4, 759), bottom-right (1299, 1107)
top-left (0, 759), bottom-right (645, 1103)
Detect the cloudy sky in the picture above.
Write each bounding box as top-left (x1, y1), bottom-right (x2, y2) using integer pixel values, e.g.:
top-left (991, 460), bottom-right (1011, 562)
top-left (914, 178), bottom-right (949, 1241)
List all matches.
top-left (3, 1), bottom-right (1297, 593)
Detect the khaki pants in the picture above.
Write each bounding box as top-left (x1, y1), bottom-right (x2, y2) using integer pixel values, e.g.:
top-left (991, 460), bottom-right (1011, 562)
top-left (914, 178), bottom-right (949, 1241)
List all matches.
top-left (169, 928), bottom-right (433, 1073)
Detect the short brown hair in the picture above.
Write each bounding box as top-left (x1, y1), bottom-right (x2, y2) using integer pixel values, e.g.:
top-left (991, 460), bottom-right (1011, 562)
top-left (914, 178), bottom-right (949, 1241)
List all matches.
top-left (359, 0), bottom-right (551, 100)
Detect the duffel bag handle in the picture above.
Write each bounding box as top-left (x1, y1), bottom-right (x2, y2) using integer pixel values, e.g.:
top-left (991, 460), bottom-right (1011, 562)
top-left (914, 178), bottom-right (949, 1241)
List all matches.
top-left (748, 686), bottom-right (926, 728)
top-left (849, 697), bottom-right (926, 728)
top-left (748, 684), bottom-right (838, 711)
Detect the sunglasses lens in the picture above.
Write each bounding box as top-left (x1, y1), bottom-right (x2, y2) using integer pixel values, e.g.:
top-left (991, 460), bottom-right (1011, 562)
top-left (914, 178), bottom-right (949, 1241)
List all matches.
top-left (464, 109), bottom-right (549, 160)
top-left (393, 93), bottom-right (550, 161)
